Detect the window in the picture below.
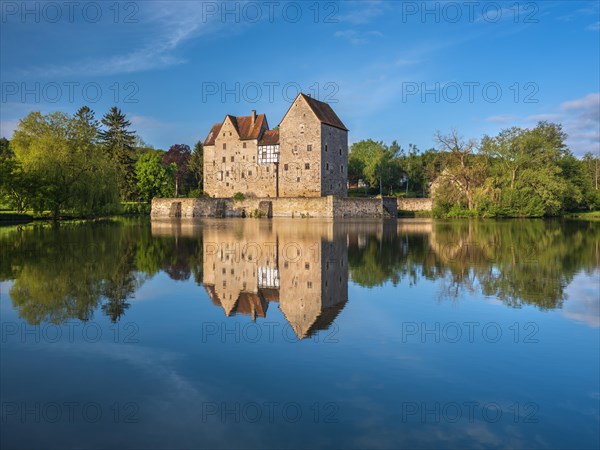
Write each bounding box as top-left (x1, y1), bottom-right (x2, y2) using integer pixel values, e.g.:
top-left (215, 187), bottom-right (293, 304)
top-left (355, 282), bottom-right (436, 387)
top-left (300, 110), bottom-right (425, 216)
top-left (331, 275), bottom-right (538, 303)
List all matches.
top-left (307, 281), bottom-right (312, 289)
top-left (266, 166), bottom-right (269, 172)
top-left (307, 144), bottom-right (312, 151)
top-left (222, 157), bottom-right (226, 163)
top-left (326, 163), bottom-right (329, 170)
top-left (223, 133), bottom-right (225, 137)
top-left (248, 171), bottom-right (252, 176)
top-left (325, 144), bottom-right (328, 152)
top-left (341, 165), bottom-right (344, 173)
top-left (296, 177), bottom-right (300, 182)
top-left (242, 172), bottom-right (245, 179)
top-left (305, 163), bottom-right (310, 170)
top-left (229, 132), bottom-right (232, 136)
top-left (339, 148), bottom-right (342, 155)
top-left (226, 171), bottom-right (229, 177)
top-left (243, 142), bottom-right (246, 148)
top-left (284, 164), bottom-right (289, 171)
top-left (223, 143), bottom-right (226, 150)
top-left (231, 156), bottom-right (234, 162)
top-left (305, 262), bottom-right (310, 269)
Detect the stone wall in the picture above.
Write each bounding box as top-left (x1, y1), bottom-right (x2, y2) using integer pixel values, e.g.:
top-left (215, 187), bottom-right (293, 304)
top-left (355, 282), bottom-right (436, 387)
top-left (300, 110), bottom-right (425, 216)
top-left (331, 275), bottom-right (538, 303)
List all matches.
top-left (204, 116), bottom-right (276, 198)
top-left (397, 198), bottom-right (433, 211)
top-left (152, 196), bottom-right (398, 219)
top-left (279, 95), bottom-right (323, 197)
top-left (321, 124), bottom-right (348, 197)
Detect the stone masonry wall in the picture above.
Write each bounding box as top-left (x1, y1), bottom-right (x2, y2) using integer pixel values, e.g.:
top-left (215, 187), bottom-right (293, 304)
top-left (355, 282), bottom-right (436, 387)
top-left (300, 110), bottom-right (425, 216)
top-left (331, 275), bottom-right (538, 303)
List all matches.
top-left (278, 95), bottom-right (322, 197)
top-left (397, 198), bottom-right (433, 211)
top-left (321, 124), bottom-right (348, 197)
top-left (152, 196), bottom-right (398, 219)
top-left (204, 116), bottom-right (276, 198)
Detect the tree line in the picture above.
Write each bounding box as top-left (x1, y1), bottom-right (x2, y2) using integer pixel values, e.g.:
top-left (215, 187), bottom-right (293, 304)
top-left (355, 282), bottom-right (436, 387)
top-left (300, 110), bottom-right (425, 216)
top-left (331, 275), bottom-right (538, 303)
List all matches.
top-left (0, 107), bottom-right (204, 219)
top-left (1, 108), bottom-right (598, 219)
top-left (349, 121), bottom-right (599, 217)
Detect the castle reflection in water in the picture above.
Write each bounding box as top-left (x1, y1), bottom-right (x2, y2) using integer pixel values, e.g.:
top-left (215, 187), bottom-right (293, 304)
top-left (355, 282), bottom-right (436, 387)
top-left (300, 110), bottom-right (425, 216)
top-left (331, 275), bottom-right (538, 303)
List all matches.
top-left (151, 220), bottom-right (394, 339)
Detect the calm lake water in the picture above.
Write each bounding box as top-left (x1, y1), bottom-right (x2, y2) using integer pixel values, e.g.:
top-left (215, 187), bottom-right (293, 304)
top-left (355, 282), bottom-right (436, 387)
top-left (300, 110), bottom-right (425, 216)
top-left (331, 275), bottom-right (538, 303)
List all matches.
top-left (1, 218), bottom-right (598, 449)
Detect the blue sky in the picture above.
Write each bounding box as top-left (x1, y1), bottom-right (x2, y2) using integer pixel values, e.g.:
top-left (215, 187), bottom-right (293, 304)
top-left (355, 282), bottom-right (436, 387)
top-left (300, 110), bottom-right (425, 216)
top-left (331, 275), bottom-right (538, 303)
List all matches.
top-left (1, 0), bottom-right (599, 155)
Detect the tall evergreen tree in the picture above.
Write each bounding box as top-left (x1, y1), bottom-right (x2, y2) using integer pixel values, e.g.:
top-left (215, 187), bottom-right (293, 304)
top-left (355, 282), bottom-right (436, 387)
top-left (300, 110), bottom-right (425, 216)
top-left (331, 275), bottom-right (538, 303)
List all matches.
top-left (99, 107), bottom-right (137, 199)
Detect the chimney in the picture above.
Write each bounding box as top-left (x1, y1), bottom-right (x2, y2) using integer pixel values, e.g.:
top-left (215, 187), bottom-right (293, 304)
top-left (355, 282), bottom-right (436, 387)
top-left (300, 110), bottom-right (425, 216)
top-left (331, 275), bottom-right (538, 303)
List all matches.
top-left (251, 110), bottom-right (256, 125)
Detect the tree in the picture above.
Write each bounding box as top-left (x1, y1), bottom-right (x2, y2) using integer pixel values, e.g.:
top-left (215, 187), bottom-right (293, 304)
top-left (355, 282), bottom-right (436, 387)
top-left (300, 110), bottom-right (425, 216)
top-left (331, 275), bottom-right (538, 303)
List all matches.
top-left (162, 144), bottom-right (191, 197)
top-left (188, 140), bottom-right (204, 191)
top-left (434, 130), bottom-right (486, 211)
top-left (11, 111), bottom-right (119, 218)
top-left (349, 139), bottom-right (401, 195)
top-left (135, 151), bottom-right (175, 202)
top-left (99, 107), bottom-right (137, 200)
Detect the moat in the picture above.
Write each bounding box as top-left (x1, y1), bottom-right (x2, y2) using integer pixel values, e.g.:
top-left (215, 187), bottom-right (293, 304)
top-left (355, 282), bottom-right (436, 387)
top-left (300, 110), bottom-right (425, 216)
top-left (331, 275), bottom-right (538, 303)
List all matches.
top-left (1, 218), bottom-right (598, 449)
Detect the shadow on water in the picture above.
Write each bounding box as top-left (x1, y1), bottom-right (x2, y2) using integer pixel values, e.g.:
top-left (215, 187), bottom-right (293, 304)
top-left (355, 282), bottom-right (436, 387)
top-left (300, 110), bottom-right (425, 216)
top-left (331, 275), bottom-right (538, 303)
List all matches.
top-left (1, 217), bottom-right (599, 331)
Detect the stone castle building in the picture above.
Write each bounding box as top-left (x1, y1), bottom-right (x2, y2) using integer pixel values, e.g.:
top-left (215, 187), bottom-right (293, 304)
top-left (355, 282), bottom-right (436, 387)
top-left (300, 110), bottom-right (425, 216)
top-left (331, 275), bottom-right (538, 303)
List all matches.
top-left (203, 93), bottom-right (348, 198)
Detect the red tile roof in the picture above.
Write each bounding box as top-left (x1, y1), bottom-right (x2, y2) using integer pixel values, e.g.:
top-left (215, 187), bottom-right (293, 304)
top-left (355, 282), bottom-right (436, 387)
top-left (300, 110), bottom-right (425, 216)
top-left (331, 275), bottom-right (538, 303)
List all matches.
top-left (204, 113), bottom-right (267, 146)
top-left (300, 93), bottom-right (348, 131)
top-left (258, 129), bottom-right (279, 146)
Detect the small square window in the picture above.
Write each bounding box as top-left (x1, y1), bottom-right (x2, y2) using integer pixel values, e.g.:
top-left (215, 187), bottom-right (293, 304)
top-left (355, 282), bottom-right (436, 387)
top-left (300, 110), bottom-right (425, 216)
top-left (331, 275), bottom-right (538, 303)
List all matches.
top-left (305, 262), bottom-right (310, 269)
top-left (231, 156), bottom-right (234, 162)
top-left (307, 144), bottom-right (312, 151)
top-left (266, 166), bottom-right (270, 173)
top-left (284, 164), bottom-right (289, 171)
top-left (248, 171), bottom-right (252, 176)
top-left (307, 281), bottom-right (312, 288)
top-left (222, 157), bottom-right (226, 163)
top-left (305, 163), bottom-right (310, 170)
top-left (243, 142), bottom-right (246, 148)
top-left (296, 177), bottom-right (300, 182)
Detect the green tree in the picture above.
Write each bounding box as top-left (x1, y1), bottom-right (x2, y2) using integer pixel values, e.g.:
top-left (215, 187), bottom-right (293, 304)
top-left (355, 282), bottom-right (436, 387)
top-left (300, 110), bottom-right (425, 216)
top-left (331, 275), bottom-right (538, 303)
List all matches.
top-left (11, 112), bottom-right (119, 218)
top-left (99, 107), bottom-right (137, 200)
top-left (188, 140), bottom-right (204, 191)
top-left (135, 151), bottom-right (175, 202)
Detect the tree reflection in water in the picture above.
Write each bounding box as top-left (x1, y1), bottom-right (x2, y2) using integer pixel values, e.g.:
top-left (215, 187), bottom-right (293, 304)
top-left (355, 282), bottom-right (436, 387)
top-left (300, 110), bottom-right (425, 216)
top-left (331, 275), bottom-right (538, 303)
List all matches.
top-left (1, 218), bottom-right (598, 329)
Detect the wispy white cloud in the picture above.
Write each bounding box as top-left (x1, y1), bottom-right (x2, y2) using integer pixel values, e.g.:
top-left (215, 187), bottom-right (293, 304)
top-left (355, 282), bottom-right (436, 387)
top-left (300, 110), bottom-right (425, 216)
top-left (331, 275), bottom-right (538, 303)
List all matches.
top-left (484, 93), bottom-right (600, 156)
top-left (22, 2), bottom-right (232, 77)
top-left (337, 0), bottom-right (388, 24)
top-left (334, 30), bottom-right (383, 45)
top-left (586, 21), bottom-right (600, 31)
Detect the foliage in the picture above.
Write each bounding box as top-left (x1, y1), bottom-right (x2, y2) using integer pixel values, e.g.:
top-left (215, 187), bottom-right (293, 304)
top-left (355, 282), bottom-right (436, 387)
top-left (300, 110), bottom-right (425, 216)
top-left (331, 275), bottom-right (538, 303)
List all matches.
top-left (162, 144), bottom-right (192, 197)
top-left (233, 192), bottom-right (245, 201)
top-left (188, 140), bottom-right (204, 191)
top-left (99, 106), bottom-right (138, 200)
top-left (10, 111), bottom-right (120, 219)
top-left (135, 151), bottom-right (175, 202)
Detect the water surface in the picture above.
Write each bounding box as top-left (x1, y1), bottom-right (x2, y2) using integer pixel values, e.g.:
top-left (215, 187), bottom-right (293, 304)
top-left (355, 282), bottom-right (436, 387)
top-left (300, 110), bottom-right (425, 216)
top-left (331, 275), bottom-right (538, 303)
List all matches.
top-left (1, 218), bottom-right (598, 449)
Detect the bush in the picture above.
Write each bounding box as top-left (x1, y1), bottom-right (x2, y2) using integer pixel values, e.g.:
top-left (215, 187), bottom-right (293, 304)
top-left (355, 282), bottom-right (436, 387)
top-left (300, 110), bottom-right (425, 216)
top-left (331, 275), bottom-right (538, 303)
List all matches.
top-left (188, 188), bottom-right (206, 198)
top-left (233, 192), bottom-right (245, 201)
top-left (121, 202), bottom-right (151, 215)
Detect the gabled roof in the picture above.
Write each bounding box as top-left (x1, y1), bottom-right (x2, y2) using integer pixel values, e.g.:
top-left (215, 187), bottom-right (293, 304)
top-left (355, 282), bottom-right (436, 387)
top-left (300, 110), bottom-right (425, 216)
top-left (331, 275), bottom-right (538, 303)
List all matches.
top-left (204, 113), bottom-right (268, 146)
top-left (204, 123), bottom-right (223, 146)
top-left (258, 129), bottom-right (280, 146)
top-left (299, 93), bottom-right (348, 131)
